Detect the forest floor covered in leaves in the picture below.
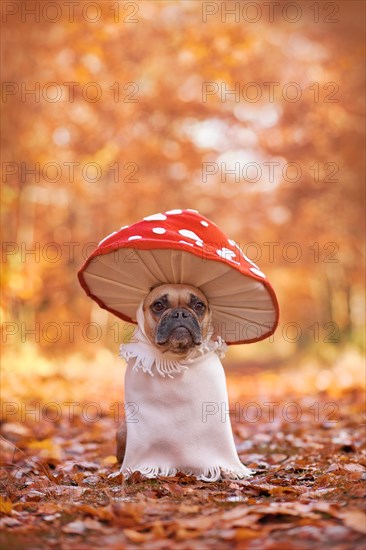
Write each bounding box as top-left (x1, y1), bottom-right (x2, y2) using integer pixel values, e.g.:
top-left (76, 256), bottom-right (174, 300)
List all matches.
top-left (1, 348), bottom-right (365, 549)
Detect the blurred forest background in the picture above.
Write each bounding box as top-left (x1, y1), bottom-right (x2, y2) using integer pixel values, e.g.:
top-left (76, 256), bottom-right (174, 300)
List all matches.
top-left (1, 0), bottom-right (365, 400)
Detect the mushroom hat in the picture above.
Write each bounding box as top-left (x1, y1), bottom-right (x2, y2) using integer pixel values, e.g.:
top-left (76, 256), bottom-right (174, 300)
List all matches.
top-left (78, 209), bottom-right (279, 345)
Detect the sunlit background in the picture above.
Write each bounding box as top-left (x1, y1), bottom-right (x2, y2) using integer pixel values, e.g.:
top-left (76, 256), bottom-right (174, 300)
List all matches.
top-left (2, 0), bottom-right (365, 412)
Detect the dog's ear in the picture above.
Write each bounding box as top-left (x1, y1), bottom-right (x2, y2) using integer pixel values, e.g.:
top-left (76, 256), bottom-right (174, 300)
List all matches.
top-left (149, 283), bottom-right (161, 291)
top-left (143, 286), bottom-right (157, 311)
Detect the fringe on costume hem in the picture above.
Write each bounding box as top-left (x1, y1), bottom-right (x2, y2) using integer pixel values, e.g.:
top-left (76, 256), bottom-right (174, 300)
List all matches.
top-left (119, 465), bottom-right (252, 482)
top-left (119, 336), bottom-right (228, 378)
top-left (119, 347), bottom-right (188, 378)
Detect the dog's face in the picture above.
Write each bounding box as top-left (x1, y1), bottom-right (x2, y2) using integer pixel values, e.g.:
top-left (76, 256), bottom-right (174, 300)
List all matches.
top-left (142, 284), bottom-right (211, 355)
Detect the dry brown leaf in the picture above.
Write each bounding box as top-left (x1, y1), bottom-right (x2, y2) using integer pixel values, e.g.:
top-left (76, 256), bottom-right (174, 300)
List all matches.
top-left (0, 496), bottom-right (13, 515)
top-left (269, 485), bottom-right (303, 497)
top-left (102, 455), bottom-right (117, 465)
top-left (123, 528), bottom-right (152, 542)
top-left (174, 527), bottom-right (203, 541)
top-left (151, 521), bottom-right (166, 538)
top-left (310, 502), bottom-right (338, 515)
top-left (340, 510), bottom-right (366, 534)
top-left (221, 507), bottom-right (249, 522)
top-left (0, 517), bottom-right (22, 528)
top-left (251, 482), bottom-right (301, 497)
top-left (255, 503), bottom-right (318, 518)
top-left (75, 503), bottom-right (114, 521)
top-left (235, 527), bottom-right (261, 540)
top-left (343, 463), bottom-right (366, 473)
top-left (1, 423), bottom-right (31, 437)
top-left (28, 439), bottom-right (62, 460)
top-left (178, 503), bottom-right (200, 514)
top-left (62, 520), bottom-right (86, 534)
top-left (326, 463), bottom-right (343, 473)
top-left (178, 515), bottom-right (216, 531)
top-left (270, 454), bottom-right (288, 463)
top-left (83, 518), bottom-right (109, 532)
top-left (36, 503), bottom-right (60, 515)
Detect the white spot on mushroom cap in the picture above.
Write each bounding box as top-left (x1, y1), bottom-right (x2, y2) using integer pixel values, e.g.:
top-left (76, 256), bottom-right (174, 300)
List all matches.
top-left (178, 229), bottom-right (201, 241)
top-left (231, 242), bottom-right (257, 265)
top-left (200, 221), bottom-right (209, 227)
top-left (243, 253), bottom-right (259, 269)
top-left (128, 235), bottom-right (142, 241)
top-left (120, 225), bottom-right (129, 230)
top-left (143, 213), bottom-right (167, 221)
top-left (216, 248), bottom-right (237, 261)
top-left (250, 267), bottom-right (266, 278)
top-left (152, 227), bottom-right (166, 234)
top-left (99, 231), bottom-right (117, 245)
top-left (195, 240), bottom-right (203, 247)
top-left (179, 240), bottom-right (194, 247)
top-left (186, 209), bottom-right (199, 213)
top-left (166, 209), bottom-right (182, 215)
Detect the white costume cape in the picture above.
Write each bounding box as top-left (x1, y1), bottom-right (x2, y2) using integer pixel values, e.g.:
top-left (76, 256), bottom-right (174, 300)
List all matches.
top-left (118, 305), bottom-right (252, 482)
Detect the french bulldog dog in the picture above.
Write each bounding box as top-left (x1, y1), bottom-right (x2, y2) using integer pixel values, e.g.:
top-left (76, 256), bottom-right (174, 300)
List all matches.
top-left (115, 283), bottom-right (251, 481)
top-left (116, 283), bottom-right (211, 461)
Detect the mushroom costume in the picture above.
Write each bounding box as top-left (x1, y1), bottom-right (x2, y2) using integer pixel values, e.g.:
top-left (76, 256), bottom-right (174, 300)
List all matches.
top-left (78, 209), bottom-right (279, 481)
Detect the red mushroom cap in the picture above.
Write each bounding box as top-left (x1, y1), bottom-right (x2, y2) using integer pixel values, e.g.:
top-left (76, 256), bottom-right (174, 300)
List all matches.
top-left (78, 209), bottom-right (279, 345)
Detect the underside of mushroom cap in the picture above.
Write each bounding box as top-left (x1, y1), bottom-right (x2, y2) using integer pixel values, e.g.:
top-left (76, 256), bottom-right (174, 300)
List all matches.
top-left (78, 209), bottom-right (279, 345)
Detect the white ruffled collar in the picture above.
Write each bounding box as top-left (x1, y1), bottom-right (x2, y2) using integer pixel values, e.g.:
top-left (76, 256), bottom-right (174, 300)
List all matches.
top-left (120, 304), bottom-right (227, 378)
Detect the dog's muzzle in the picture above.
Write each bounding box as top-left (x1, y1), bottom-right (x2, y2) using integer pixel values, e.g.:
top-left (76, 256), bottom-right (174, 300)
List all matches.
top-left (156, 308), bottom-right (202, 346)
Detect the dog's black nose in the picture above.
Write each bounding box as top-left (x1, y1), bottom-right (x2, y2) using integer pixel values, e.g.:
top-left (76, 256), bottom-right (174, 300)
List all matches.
top-left (171, 308), bottom-right (190, 319)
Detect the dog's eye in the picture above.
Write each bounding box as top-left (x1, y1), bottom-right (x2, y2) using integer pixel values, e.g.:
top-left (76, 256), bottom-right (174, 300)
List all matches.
top-left (152, 301), bottom-right (165, 312)
top-left (194, 301), bottom-right (206, 312)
